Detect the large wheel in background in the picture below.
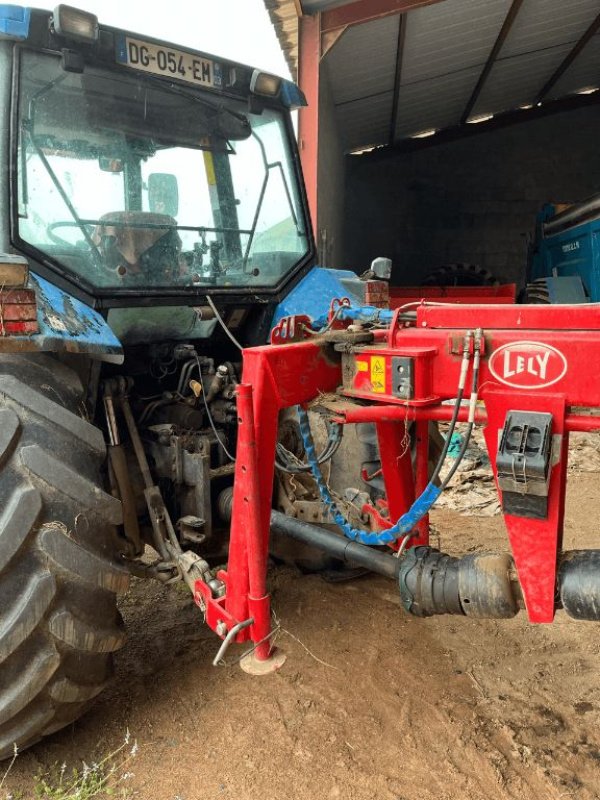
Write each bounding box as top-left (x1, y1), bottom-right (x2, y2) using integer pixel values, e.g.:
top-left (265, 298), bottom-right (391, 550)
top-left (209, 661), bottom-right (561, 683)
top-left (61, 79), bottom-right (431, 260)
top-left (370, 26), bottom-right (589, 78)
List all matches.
top-left (520, 277), bottom-right (551, 304)
top-left (423, 263), bottom-right (499, 287)
top-left (0, 354), bottom-right (128, 758)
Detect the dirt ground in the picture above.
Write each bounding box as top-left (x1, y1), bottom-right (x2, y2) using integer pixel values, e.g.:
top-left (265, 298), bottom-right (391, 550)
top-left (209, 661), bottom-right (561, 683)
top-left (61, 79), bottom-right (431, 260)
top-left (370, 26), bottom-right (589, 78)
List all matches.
top-left (5, 459), bottom-right (600, 798)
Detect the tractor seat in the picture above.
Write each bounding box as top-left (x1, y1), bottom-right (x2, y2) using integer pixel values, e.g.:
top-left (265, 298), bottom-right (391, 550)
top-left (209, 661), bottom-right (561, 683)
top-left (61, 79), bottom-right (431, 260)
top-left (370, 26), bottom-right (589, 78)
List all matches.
top-left (92, 211), bottom-right (183, 281)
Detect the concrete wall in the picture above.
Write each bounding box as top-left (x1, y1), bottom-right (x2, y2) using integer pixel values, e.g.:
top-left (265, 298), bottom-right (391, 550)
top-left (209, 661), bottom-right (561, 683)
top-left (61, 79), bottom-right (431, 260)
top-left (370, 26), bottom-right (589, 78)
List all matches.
top-left (316, 62), bottom-right (346, 268)
top-left (342, 105), bottom-right (600, 286)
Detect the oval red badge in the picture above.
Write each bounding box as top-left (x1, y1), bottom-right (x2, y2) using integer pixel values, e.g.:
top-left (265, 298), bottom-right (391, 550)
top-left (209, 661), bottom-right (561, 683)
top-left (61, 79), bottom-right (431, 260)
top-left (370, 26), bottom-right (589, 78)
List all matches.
top-left (488, 341), bottom-right (567, 389)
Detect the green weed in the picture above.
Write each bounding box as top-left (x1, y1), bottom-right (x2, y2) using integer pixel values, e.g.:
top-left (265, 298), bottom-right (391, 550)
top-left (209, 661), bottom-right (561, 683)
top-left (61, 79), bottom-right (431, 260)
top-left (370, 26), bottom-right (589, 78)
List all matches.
top-left (2, 733), bottom-right (138, 800)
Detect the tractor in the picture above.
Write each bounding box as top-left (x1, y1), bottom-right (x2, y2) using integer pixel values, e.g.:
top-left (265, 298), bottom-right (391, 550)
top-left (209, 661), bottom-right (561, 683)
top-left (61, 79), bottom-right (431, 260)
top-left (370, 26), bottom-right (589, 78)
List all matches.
top-left (525, 194), bottom-right (600, 303)
top-left (4, 3), bottom-right (600, 763)
top-left (0, 3), bottom-right (382, 756)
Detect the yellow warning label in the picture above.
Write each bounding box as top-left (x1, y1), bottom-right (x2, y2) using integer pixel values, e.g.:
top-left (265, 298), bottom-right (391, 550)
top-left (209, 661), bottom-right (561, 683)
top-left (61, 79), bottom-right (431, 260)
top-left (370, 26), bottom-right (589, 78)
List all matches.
top-left (356, 360), bottom-right (369, 372)
top-left (203, 150), bottom-right (217, 186)
top-left (370, 356), bottom-right (386, 393)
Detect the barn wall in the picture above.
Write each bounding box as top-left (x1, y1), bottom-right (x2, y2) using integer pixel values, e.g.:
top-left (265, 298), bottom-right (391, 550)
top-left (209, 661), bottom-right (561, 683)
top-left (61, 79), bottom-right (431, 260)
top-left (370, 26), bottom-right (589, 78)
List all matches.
top-left (342, 105), bottom-right (600, 286)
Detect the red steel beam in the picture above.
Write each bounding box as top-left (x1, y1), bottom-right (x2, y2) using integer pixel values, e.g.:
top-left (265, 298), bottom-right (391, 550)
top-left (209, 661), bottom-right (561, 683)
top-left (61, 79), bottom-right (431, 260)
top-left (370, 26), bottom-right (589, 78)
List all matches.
top-left (298, 13), bottom-right (320, 234)
top-left (336, 403), bottom-right (600, 433)
top-left (320, 0), bottom-right (445, 34)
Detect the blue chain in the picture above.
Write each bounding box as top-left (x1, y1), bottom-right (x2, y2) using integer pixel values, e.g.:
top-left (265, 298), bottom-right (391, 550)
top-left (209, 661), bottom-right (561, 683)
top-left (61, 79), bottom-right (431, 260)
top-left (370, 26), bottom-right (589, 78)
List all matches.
top-left (298, 407), bottom-right (442, 546)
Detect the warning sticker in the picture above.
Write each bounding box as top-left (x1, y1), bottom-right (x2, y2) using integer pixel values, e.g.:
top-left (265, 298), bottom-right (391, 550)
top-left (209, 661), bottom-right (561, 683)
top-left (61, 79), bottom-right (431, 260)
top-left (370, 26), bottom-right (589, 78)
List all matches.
top-left (370, 356), bottom-right (386, 393)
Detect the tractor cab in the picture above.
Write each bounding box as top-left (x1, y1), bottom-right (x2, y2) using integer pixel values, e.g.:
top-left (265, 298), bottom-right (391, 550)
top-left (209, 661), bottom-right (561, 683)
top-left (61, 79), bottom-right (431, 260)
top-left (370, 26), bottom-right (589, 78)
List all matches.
top-left (2, 4), bottom-right (313, 345)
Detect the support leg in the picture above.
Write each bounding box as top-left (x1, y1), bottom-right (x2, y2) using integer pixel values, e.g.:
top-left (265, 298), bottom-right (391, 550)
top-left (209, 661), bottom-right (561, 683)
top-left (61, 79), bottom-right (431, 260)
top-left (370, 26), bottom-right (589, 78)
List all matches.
top-left (413, 419), bottom-right (430, 546)
top-left (375, 420), bottom-right (415, 538)
top-left (483, 390), bottom-right (567, 623)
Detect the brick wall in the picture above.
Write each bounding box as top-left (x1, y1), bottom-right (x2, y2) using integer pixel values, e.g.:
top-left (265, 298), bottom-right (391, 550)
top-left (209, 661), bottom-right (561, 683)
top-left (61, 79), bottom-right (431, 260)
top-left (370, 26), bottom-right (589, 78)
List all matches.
top-left (342, 105), bottom-right (600, 287)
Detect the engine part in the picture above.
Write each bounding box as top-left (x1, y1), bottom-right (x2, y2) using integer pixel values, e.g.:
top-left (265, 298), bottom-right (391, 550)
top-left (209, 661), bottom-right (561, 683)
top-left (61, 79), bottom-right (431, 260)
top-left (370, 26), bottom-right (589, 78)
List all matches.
top-left (398, 547), bottom-right (520, 618)
top-left (112, 383), bottom-right (182, 560)
top-left (205, 364), bottom-right (230, 403)
top-left (147, 428), bottom-right (217, 541)
top-left (178, 515), bottom-right (206, 545)
top-left (103, 382), bottom-right (142, 556)
top-left (559, 550), bottom-right (600, 620)
top-left (217, 486), bottom-right (234, 523)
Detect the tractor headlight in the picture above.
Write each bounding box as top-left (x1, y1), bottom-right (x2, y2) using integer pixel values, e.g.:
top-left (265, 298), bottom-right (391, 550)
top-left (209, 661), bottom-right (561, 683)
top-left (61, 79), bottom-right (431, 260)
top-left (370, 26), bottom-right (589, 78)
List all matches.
top-left (51, 5), bottom-right (99, 42)
top-left (250, 70), bottom-right (282, 98)
top-left (0, 255), bottom-right (28, 287)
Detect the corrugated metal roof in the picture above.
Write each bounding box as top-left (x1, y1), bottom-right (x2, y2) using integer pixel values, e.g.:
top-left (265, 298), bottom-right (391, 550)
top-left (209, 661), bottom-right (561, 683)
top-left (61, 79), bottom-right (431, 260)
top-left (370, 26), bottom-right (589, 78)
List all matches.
top-left (473, 43), bottom-right (572, 116)
top-left (394, 65), bottom-right (482, 137)
top-left (326, 15), bottom-right (400, 104)
top-left (498, 0), bottom-right (599, 58)
top-left (264, 0), bottom-right (600, 150)
top-left (400, 0), bottom-right (511, 85)
top-left (335, 91), bottom-right (395, 150)
top-left (550, 34), bottom-right (600, 98)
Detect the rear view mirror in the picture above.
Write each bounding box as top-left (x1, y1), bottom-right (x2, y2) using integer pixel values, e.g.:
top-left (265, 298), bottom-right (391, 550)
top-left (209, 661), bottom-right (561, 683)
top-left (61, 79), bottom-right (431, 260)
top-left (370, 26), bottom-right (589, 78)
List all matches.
top-left (148, 173), bottom-right (179, 217)
top-left (99, 156), bottom-right (124, 173)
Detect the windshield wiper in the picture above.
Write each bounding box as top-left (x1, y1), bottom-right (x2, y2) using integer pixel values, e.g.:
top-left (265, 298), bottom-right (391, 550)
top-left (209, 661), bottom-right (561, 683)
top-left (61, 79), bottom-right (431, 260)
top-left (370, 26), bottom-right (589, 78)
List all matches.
top-left (162, 81), bottom-right (252, 142)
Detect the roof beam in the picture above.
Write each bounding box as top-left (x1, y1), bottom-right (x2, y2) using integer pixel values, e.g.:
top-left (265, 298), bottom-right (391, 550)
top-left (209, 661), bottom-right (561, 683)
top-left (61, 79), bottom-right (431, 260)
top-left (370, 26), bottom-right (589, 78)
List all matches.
top-left (320, 0), bottom-right (444, 35)
top-left (460, 0), bottom-right (525, 125)
top-left (389, 13), bottom-right (407, 144)
top-left (367, 91), bottom-right (600, 158)
top-left (535, 11), bottom-right (600, 104)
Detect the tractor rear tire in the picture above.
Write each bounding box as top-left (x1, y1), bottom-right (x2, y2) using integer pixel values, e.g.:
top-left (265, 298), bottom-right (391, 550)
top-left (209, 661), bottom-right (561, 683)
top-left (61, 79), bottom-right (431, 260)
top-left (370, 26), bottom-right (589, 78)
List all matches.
top-left (0, 354), bottom-right (128, 758)
top-left (520, 278), bottom-right (551, 304)
top-left (423, 263), bottom-right (499, 287)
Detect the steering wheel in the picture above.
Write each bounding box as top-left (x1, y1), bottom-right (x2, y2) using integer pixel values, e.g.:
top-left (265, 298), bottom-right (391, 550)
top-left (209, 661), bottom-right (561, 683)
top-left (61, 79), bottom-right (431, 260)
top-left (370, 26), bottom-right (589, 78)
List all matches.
top-left (47, 220), bottom-right (96, 248)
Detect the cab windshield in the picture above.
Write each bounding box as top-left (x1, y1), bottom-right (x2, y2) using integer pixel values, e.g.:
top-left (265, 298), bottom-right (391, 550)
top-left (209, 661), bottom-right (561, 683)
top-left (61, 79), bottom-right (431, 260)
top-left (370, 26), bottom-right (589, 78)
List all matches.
top-left (15, 50), bottom-right (309, 292)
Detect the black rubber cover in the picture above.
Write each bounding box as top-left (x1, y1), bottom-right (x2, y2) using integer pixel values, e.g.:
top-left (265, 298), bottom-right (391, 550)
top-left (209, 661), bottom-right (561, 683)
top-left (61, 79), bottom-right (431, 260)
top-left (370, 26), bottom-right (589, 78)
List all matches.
top-left (559, 550), bottom-right (600, 620)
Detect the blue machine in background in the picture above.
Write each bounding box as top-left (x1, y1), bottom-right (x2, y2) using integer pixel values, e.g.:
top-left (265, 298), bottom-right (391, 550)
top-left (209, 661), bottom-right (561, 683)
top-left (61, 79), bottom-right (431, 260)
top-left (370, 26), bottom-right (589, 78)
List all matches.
top-left (528, 195), bottom-right (600, 303)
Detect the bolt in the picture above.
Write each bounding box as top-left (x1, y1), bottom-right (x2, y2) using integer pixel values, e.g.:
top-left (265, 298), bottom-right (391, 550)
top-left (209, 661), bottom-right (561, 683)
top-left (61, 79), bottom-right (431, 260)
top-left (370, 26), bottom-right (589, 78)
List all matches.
top-left (216, 621), bottom-right (227, 637)
top-left (208, 578), bottom-right (225, 598)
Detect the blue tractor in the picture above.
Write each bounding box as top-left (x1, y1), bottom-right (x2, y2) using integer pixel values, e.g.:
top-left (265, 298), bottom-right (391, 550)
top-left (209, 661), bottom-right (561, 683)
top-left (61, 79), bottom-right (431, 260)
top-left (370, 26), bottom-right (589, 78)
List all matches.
top-left (0, 4), bottom-right (374, 756)
top-left (526, 195), bottom-right (600, 303)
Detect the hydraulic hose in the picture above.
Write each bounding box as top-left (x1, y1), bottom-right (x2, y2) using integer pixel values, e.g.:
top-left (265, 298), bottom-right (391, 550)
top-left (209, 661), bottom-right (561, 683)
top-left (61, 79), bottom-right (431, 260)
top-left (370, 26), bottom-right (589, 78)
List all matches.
top-left (429, 330), bottom-right (472, 485)
top-left (298, 406), bottom-right (441, 545)
top-left (297, 329), bottom-right (480, 546)
top-left (275, 419), bottom-right (343, 473)
top-left (440, 328), bottom-right (482, 488)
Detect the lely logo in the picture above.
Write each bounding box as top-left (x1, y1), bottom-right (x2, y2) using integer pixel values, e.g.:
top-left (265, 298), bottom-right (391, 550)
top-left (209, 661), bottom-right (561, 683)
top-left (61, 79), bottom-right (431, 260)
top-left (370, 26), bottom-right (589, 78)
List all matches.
top-left (488, 341), bottom-right (567, 389)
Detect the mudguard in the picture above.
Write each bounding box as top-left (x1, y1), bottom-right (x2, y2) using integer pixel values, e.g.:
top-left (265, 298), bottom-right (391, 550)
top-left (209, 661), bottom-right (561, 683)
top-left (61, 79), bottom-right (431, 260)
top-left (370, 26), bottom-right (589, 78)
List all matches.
top-left (0, 273), bottom-right (123, 363)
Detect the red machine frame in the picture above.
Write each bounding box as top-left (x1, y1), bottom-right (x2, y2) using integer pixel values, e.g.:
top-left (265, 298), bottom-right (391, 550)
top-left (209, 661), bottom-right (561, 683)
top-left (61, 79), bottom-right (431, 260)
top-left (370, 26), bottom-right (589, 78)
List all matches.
top-left (194, 303), bottom-right (600, 664)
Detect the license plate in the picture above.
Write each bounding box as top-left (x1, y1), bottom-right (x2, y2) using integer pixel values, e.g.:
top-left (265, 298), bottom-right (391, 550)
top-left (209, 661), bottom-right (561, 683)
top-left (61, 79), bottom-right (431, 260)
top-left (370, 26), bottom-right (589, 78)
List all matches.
top-left (116, 36), bottom-right (221, 89)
